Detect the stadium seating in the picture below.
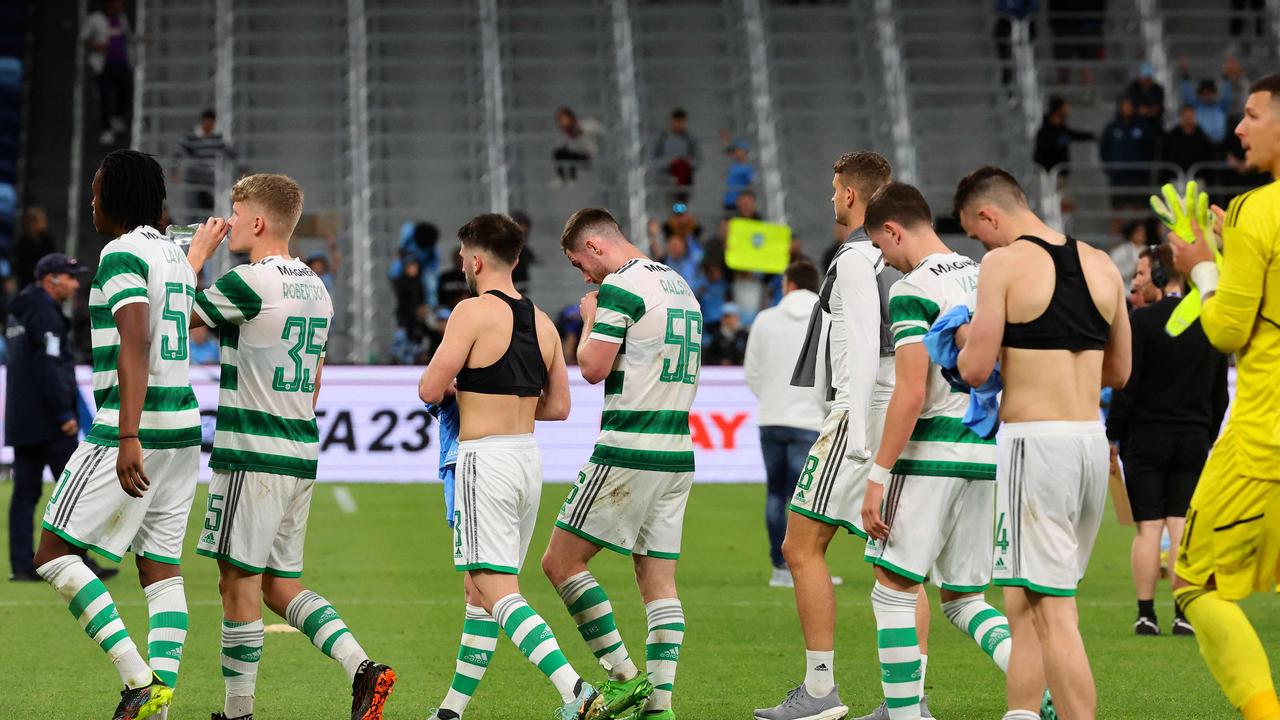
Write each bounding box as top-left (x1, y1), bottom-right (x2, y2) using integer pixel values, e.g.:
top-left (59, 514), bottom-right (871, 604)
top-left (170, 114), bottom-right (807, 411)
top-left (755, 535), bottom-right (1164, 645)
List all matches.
top-left (125, 0), bottom-right (1280, 360)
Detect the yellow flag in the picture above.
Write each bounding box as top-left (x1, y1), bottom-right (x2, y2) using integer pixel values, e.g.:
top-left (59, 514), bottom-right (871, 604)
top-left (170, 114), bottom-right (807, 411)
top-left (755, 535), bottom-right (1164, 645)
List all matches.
top-left (724, 218), bottom-right (792, 274)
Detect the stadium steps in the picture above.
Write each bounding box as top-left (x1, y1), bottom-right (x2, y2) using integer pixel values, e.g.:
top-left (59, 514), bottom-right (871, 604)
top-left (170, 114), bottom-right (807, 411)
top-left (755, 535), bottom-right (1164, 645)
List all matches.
top-left (365, 0), bottom-right (488, 358)
top-left (1034, 0), bottom-right (1147, 246)
top-left (633, 0), bottom-right (753, 230)
top-left (133, 0), bottom-right (219, 221)
top-left (893, 0), bottom-right (1031, 217)
top-left (497, 0), bottom-right (623, 317)
top-left (761, 0), bottom-right (889, 258)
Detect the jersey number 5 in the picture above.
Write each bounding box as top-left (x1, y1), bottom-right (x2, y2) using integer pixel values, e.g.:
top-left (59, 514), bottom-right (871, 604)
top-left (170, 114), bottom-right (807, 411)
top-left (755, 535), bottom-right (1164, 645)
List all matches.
top-left (160, 282), bottom-right (192, 361)
top-left (660, 308), bottom-right (702, 384)
top-left (273, 316), bottom-right (327, 393)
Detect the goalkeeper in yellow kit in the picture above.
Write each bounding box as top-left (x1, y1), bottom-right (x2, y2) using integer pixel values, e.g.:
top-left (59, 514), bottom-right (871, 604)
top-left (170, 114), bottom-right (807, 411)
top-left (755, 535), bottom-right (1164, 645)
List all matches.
top-left (1170, 74), bottom-right (1280, 720)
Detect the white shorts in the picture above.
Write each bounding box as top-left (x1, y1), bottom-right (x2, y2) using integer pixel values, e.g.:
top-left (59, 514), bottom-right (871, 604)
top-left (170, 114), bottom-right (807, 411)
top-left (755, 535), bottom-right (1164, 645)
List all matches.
top-left (556, 461), bottom-right (694, 559)
top-left (453, 434), bottom-right (541, 575)
top-left (864, 475), bottom-right (996, 591)
top-left (196, 470), bottom-right (315, 578)
top-left (42, 442), bottom-right (199, 565)
top-left (789, 392), bottom-right (890, 538)
top-left (993, 421), bottom-right (1109, 596)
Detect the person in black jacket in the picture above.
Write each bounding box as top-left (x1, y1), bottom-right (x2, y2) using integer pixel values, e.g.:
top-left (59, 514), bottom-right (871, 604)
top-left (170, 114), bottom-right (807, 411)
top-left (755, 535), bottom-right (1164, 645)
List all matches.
top-left (1034, 95), bottom-right (1096, 175)
top-left (5, 254), bottom-right (112, 581)
top-left (1106, 244), bottom-right (1229, 637)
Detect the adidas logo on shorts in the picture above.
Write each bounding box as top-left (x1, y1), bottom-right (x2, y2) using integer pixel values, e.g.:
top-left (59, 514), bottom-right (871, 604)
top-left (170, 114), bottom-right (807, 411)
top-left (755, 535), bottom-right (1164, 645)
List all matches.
top-left (202, 532), bottom-right (215, 545)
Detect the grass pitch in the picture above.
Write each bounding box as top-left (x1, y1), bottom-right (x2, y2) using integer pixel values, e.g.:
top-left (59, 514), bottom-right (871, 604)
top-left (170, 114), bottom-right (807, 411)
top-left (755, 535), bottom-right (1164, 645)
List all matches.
top-left (1, 481), bottom-right (1275, 719)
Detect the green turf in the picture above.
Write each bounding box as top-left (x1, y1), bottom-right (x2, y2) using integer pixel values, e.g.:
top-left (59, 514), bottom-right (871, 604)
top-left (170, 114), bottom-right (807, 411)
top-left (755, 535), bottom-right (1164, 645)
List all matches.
top-left (1, 481), bottom-right (1274, 719)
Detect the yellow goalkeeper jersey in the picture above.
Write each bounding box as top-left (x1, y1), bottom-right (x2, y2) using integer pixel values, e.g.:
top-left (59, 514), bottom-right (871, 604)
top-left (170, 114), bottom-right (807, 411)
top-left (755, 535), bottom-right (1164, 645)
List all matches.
top-left (1203, 178), bottom-right (1280, 479)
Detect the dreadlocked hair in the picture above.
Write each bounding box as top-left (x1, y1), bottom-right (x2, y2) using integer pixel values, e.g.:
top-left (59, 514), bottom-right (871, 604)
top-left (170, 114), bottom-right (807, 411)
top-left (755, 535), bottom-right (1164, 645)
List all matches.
top-left (99, 149), bottom-right (167, 232)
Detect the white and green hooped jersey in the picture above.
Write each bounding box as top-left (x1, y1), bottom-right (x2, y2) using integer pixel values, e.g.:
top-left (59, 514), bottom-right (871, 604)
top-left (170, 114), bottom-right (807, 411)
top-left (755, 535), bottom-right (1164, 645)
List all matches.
top-left (86, 225), bottom-right (201, 448)
top-left (587, 258), bottom-right (701, 473)
top-left (194, 256), bottom-right (332, 479)
top-left (888, 252), bottom-right (995, 480)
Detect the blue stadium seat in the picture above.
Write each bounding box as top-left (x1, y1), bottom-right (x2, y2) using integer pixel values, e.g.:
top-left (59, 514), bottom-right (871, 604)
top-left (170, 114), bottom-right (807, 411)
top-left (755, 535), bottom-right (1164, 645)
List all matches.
top-left (0, 57), bottom-right (21, 89)
top-left (0, 182), bottom-right (15, 217)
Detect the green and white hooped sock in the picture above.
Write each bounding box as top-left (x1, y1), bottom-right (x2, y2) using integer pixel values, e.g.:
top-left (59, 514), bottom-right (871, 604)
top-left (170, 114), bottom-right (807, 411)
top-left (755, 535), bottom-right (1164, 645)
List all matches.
top-left (285, 589), bottom-right (369, 681)
top-left (493, 593), bottom-right (580, 703)
top-left (643, 598), bottom-right (684, 712)
top-left (941, 595), bottom-right (1012, 672)
top-left (37, 555), bottom-right (153, 688)
top-left (441, 604), bottom-right (499, 716)
top-left (221, 618), bottom-right (264, 718)
top-left (556, 571), bottom-right (638, 680)
top-left (144, 576), bottom-right (188, 688)
top-left (871, 582), bottom-right (922, 720)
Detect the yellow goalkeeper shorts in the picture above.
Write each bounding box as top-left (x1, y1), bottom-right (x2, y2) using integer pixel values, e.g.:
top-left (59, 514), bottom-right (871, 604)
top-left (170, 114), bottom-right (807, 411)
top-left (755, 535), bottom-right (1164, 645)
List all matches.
top-left (1176, 432), bottom-right (1280, 601)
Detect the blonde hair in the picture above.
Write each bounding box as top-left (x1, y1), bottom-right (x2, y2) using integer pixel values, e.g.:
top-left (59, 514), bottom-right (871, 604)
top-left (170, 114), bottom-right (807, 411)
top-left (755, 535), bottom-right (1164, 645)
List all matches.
top-left (231, 173), bottom-right (304, 236)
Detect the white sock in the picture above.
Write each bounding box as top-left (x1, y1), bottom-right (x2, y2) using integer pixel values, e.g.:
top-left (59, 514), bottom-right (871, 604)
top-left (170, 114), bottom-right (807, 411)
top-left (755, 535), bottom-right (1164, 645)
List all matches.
top-left (803, 649), bottom-right (835, 697)
top-left (221, 618), bottom-right (264, 717)
top-left (872, 582), bottom-right (922, 720)
top-left (1003, 711), bottom-right (1039, 720)
top-left (643, 598), bottom-right (685, 711)
top-left (284, 589), bottom-right (369, 681)
top-left (919, 653), bottom-right (928, 695)
top-left (144, 576), bottom-right (187, 688)
top-left (38, 555), bottom-right (152, 688)
top-left (493, 593), bottom-right (581, 703)
top-left (941, 595), bottom-right (1012, 672)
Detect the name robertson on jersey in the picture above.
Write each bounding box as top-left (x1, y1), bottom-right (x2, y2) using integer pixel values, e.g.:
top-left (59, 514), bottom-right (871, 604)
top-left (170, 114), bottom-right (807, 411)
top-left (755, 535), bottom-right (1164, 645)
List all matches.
top-left (283, 282), bottom-right (327, 301)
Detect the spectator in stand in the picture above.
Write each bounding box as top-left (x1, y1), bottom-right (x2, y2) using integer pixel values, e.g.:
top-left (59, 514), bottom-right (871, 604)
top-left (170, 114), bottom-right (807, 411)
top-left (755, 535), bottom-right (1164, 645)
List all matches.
top-left (551, 106), bottom-right (601, 187)
top-left (172, 109), bottom-right (238, 222)
top-left (1109, 220), bottom-right (1148, 287)
top-left (994, 0), bottom-right (1039, 91)
top-left (1034, 95), bottom-right (1095, 179)
top-left (720, 130), bottom-right (756, 210)
top-left (305, 252), bottom-right (336, 296)
top-left (661, 233), bottom-right (702, 289)
top-left (704, 302), bottom-right (749, 365)
top-left (437, 251), bottom-right (470, 310)
top-left (390, 252), bottom-right (433, 365)
top-left (1100, 97), bottom-right (1156, 212)
top-left (663, 200), bottom-right (703, 246)
top-left (390, 221), bottom-right (439, 303)
top-left (653, 108), bottom-right (699, 191)
top-left (724, 190), bottom-right (769, 325)
top-left (81, 0), bottom-right (132, 145)
top-left (510, 210), bottom-right (535, 295)
top-left (1160, 105), bottom-right (1217, 183)
top-left (1125, 63), bottom-right (1167, 136)
top-left (555, 303), bottom-right (583, 366)
top-left (692, 257), bottom-right (729, 338)
top-left (188, 325), bottom-right (219, 365)
top-left (1179, 60), bottom-right (1233, 146)
top-left (820, 221), bottom-right (845, 271)
top-left (744, 258), bottom-right (825, 587)
top-left (13, 207), bottom-right (56, 288)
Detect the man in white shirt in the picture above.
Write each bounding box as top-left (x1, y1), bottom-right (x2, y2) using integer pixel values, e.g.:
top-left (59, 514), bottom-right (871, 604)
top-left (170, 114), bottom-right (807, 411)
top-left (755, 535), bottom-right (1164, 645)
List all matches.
top-left (744, 259), bottom-right (827, 588)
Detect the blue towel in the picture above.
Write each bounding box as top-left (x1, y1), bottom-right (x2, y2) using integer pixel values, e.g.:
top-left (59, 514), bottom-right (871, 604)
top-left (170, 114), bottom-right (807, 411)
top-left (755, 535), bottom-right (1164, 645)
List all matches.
top-left (426, 397), bottom-right (460, 527)
top-left (924, 305), bottom-right (1003, 440)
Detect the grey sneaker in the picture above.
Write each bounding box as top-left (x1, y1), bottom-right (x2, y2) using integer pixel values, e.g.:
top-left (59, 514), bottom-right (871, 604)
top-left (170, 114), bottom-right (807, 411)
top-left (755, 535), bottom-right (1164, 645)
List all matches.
top-left (769, 567), bottom-right (794, 588)
top-left (753, 685), bottom-right (849, 720)
top-left (852, 695), bottom-right (932, 720)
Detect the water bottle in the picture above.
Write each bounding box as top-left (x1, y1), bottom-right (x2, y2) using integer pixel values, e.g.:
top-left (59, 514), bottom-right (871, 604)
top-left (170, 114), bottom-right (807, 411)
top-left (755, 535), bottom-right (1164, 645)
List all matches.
top-left (165, 224), bottom-right (199, 247)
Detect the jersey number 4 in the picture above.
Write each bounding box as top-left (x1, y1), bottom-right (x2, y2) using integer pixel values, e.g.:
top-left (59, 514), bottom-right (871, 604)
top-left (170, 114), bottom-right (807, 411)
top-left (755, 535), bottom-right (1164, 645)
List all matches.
top-left (273, 316), bottom-right (327, 393)
top-left (660, 308), bottom-right (702, 384)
